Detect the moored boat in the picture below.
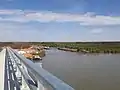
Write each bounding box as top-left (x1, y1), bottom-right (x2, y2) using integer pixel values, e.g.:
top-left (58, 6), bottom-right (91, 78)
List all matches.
top-left (33, 55), bottom-right (42, 60)
top-left (44, 46), bottom-right (50, 50)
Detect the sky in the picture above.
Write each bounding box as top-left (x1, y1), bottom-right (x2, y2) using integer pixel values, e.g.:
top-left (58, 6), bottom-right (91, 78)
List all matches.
top-left (0, 0), bottom-right (120, 41)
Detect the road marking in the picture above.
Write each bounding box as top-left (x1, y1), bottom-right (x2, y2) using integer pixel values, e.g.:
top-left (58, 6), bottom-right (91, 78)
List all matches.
top-left (10, 66), bottom-right (12, 70)
top-left (7, 60), bottom-right (11, 90)
top-left (11, 73), bottom-right (15, 81)
top-left (8, 63), bottom-right (10, 90)
top-left (7, 68), bottom-right (9, 79)
top-left (8, 80), bottom-right (10, 90)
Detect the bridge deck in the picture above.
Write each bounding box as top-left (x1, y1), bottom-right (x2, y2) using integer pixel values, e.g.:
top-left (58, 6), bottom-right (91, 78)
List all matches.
top-left (0, 48), bottom-right (74, 90)
top-left (0, 49), bottom-right (6, 90)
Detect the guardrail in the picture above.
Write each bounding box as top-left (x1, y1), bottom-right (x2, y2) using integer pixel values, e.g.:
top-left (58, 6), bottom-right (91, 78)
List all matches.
top-left (7, 48), bottom-right (74, 90)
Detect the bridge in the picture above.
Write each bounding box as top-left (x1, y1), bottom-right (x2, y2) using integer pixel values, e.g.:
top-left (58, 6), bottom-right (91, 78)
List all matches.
top-left (0, 47), bottom-right (74, 90)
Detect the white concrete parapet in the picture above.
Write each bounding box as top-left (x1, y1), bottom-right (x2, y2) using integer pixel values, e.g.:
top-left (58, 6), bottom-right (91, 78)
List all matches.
top-left (0, 49), bottom-right (6, 90)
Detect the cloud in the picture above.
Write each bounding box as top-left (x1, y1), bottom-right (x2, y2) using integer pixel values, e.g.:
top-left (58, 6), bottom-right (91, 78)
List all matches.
top-left (0, 9), bottom-right (120, 25)
top-left (7, 0), bottom-right (14, 2)
top-left (0, 19), bottom-right (119, 41)
top-left (0, 22), bottom-right (44, 41)
top-left (0, 9), bottom-right (23, 15)
top-left (91, 28), bottom-right (103, 34)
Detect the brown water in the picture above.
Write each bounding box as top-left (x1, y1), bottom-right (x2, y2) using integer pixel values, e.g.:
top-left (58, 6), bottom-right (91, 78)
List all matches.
top-left (40, 48), bottom-right (120, 90)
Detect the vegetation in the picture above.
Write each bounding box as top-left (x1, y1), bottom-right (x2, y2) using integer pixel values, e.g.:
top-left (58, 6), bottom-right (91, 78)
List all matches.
top-left (0, 42), bottom-right (30, 49)
top-left (38, 42), bottom-right (120, 54)
top-left (1, 42), bottom-right (120, 54)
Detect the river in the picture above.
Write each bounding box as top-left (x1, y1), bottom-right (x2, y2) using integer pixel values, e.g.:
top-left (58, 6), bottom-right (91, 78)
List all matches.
top-left (35, 48), bottom-right (120, 90)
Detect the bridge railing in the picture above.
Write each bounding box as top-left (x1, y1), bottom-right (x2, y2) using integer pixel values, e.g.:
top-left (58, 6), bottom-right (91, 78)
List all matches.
top-left (7, 48), bottom-right (74, 90)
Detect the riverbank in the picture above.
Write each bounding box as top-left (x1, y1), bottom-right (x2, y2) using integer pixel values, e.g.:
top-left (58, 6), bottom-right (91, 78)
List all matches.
top-left (38, 42), bottom-right (120, 54)
top-left (57, 47), bottom-right (120, 54)
top-left (58, 48), bottom-right (77, 52)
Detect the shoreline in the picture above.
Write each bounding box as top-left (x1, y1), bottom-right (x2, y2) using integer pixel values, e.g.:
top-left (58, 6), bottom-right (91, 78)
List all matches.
top-left (57, 47), bottom-right (120, 54)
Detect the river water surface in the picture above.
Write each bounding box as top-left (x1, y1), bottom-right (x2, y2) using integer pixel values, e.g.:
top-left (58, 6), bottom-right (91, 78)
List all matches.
top-left (36, 48), bottom-right (120, 90)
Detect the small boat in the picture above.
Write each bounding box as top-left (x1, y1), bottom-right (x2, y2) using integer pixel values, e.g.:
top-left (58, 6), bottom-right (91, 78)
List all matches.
top-left (33, 55), bottom-right (42, 60)
top-left (44, 46), bottom-right (50, 50)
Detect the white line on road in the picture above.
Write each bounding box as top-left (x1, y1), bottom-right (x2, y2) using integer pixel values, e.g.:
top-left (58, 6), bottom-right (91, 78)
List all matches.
top-left (7, 61), bottom-right (11, 90)
top-left (7, 67), bottom-right (9, 80)
top-left (11, 73), bottom-right (14, 81)
top-left (8, 80), bottom-right (10, 90)
top-left (10, 66), bottom-right (12, 70)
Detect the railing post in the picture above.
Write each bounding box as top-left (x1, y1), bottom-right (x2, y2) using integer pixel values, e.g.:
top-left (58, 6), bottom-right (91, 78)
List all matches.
top-left (16, 66), bottom-right (22, 85)
top-left (37, 80), bottom-right (46, 90)
top-left (21, 76), bottom-right (30, 90)
top-left (20, 63), bottom-right (29, 90)
top-left (14, 57), bottom-right (30, 90)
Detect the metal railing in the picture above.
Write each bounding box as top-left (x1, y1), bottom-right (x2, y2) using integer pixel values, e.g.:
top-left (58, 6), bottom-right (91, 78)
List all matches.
top-left (6, 48), bottom-right (74, 90)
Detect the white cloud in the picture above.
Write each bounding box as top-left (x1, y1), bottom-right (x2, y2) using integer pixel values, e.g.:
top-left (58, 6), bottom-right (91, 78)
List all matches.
top-left (7, 0), bottom-right (13, 2)
top-left (0, 9), bottom-right (120, 25)
top-left (0, 19), bottom-right (120, 41)
top-left (0, 22), bottom-right (43, 41)
top-left (0, 10), bottom-right (23, 15)
top-left (91, 28), bottom-right (103, 34)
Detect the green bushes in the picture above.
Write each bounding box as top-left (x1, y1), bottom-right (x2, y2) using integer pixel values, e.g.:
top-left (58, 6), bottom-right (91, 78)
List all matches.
top-left (39, 42), bottom-right (120, 54)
